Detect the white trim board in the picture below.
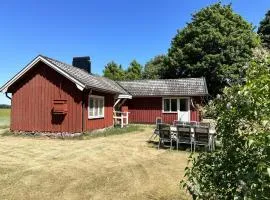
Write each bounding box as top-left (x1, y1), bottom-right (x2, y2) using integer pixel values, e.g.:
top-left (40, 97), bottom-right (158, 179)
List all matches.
top-left (0, 55), bottom-right (86, 93)
top-left (117, 94), bottom-right (132, 99)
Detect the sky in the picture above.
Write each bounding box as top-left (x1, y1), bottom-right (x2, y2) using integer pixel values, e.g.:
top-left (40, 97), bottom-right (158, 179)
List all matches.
top-left (0, 0), bottom-right (269, 104)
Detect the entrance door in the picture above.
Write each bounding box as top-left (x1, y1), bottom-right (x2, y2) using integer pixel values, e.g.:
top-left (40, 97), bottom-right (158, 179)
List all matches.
top-left (178, 98), bottom-right (190, 122)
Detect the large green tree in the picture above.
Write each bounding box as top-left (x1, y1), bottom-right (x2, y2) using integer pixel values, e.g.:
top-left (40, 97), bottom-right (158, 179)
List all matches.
top-left (167, 3), bottom-right (259, 96)
top-left (142, 55), bottom-right (167, 79)
top-left (258, 10), bottom-right (270, 50)
top-left (103, 61), bottom-right (125, 81)
top-left (125, 60), bottom-right (143, 80)
top-left (182, 51), bottom-right (270, 199)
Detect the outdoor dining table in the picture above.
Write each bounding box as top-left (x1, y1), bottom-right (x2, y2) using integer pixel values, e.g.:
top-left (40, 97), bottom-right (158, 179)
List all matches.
top-left (170, 126), bottom-right (217, 151)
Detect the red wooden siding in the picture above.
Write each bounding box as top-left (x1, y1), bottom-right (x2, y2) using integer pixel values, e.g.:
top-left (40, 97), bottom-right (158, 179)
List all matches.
top-left (9, 62), bottom-right (83, 132)
top-left (84, 91), bottom-right (114, 131)
top-left (125, 97), bottom-right (201, 124)
top-left (8, 61), bottom-right (115, 133)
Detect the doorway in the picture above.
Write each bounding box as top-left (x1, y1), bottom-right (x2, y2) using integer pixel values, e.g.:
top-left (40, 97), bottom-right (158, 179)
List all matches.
top-left (178, 98), bottom-right (190, 122)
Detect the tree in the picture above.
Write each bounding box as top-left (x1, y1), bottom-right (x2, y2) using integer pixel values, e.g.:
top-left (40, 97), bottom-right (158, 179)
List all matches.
top-left (125, 60), bottom-right (143, 80)
top-left (142, 55), bottom-right (167, 79)
top-left (182, 53), bottom-right (270, 199)
top-left (103, 61), bottom-right (125, 81)
top-left (167, 3), bottom-right (259, 96)
top-left (258, 10), bottom-right (270, 50)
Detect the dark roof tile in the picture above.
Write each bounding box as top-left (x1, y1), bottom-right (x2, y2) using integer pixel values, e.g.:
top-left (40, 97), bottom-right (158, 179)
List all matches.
top-left (41, 55), bottom-right (127, 94)
top-left (117, 78), bottom-right (208, 96)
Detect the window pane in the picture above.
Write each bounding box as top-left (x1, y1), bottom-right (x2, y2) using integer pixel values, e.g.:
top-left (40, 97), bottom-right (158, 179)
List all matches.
top-left (164, 99), bottom-right (170, 111)
top-left (180, 99), bottom-right (188, 111)
top-left (171, 99), bottom-right (177, 111)
top-left (94, 99), bottom-right (99, 116)
top-left (89, 99), bottom-right (94, 116)
top-left (99, 99), bottom-right (104, 116)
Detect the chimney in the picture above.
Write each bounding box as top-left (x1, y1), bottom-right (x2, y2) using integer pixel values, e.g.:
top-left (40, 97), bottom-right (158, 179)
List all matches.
top-left (72, 56), bottom-right (91, 73)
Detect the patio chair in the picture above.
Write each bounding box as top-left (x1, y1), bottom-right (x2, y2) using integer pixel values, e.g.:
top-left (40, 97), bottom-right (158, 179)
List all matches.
top-left (193, 126), bottom-right (210, 151)
top-left (173, 120), bottom-right (186, 126)
top-left (158, 124), bottom-right (172, 150)
top-left (198, 122), bottom-right (210, 128)
top-left (189, 121), bottom-right (198, 126)
top-left (176, 126), bottom-right (192, 151)
top-left (148, 117), bottom-right (162, 141)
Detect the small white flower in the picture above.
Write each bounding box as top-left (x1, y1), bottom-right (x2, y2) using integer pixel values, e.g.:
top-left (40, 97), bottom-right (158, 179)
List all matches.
top-left (226, 102), bottom-right (232, 110)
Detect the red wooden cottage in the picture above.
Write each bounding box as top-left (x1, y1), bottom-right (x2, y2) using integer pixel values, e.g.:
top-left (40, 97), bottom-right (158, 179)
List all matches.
top-left (0, 55), bottom-right (208, 133)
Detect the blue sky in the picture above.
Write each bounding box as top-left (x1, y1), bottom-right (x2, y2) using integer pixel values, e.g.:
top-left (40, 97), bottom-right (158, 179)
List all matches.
top-left (0, 0), bottom-right (269, 104)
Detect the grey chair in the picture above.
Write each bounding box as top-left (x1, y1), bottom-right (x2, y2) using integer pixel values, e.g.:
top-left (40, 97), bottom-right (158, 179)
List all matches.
top-left (194, 126), bottom-right (210, 151)
top-left (189, 121), bottom-right (198, 127)
top-left (176, 126), bottom-right (192, 151)
top-left (158, 124), bottom-right (172, 150)
top-left (198, 122), bottom-right (210, 128)
top-left (148, 117), bottom-right (162, 141)
top-left (173, 120), bottom-right (186, 127)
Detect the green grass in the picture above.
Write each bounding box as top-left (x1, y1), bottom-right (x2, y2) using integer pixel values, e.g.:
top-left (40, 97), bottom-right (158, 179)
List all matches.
top-left (0, 108), bottom-right (10, 128)
top-left (82, 125), bottom-right (145, 139)
top-left (1, 125), bottom-right (145, 140)
top-left (0, 126), bottom-right (190, 200)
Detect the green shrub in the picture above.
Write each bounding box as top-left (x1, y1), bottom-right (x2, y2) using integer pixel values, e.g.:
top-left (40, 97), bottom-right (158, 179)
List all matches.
top-left (182, 50), bottom-right (270, 199)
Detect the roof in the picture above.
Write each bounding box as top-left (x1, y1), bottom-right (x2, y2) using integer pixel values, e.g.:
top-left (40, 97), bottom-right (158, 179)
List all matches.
top-left (0, 55), bottom-right (208, 97)
top-left (117, 78), bottom-right (208, 97)
top-left (0, 55), bottom-right (128, 94)
top-left (42, 56), bottom-right (128, 94)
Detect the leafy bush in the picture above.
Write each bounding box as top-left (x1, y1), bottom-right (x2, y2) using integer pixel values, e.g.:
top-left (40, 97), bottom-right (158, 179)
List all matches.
top-left (182, 51), bottom-right (270, 199)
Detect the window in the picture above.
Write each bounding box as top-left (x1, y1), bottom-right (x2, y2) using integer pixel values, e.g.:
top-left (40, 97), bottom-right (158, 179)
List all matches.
top-left (164, 99), bottom-right (170, 111)
top-left (180, 99), bottom-right (188, 111)
top-left (171, 99), bottom-right (177, 111)
top-left (163, 98), bottom-right (178, 112)
top-left (88, 95), bottom-right (104, 119)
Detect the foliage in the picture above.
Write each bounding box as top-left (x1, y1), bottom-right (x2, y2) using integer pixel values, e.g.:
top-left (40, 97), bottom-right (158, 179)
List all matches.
top-left (202, 100), bottom-right (217, 119)
top-left (103, 60), bottom-right (143, 81)
top-left (125, 60), bottom-right (143, 80)
top-left (167, 3), bottom-right (259, 96)
top-left (182, 54), bottom-right (270, 199)
top-left (258, 10), bottom-right (270, 50)
top-left (103, 61), bottom-right (125, 81)
top-left (0, 104), bottom-right (10, 109)
top-left (142, 55), bottom-right (167, 79)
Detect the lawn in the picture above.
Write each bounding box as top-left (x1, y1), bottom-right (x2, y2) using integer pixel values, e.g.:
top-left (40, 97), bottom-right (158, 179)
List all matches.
top-left (0, 108), bottom-right (10, 128)
top-left (0, 125), bottom-right (191, 200)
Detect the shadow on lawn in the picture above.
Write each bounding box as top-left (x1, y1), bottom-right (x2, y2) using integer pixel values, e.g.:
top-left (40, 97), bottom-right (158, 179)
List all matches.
top-left (147, 139), bottom-right (211, 152)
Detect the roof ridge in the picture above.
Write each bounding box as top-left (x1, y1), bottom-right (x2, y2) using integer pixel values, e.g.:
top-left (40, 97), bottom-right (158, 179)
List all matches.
top-left (118, 77), bottom-right (205, 82)
top-left (40, 55), bottom-right (128, 94)
top-left (40, 55), bottom-right (95, 76)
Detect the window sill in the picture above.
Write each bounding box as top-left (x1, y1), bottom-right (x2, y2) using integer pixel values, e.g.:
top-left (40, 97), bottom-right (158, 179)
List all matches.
top-left (88, 116), bottom-right (104, 119)
top-left (162, 111), bottom-right (178, 114)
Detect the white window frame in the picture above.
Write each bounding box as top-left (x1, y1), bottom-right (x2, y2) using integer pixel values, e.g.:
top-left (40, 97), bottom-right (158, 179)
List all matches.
top-left (162, 97), bottom-right (178, 113)
top-left (88, 95), bottom-right (105, 119)
top-left (162, 97), bottom-right (190, 113)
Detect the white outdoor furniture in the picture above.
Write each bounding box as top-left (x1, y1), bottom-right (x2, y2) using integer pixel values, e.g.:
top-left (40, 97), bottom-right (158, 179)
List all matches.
top-left (113, 111), bottom-right (130, 128)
